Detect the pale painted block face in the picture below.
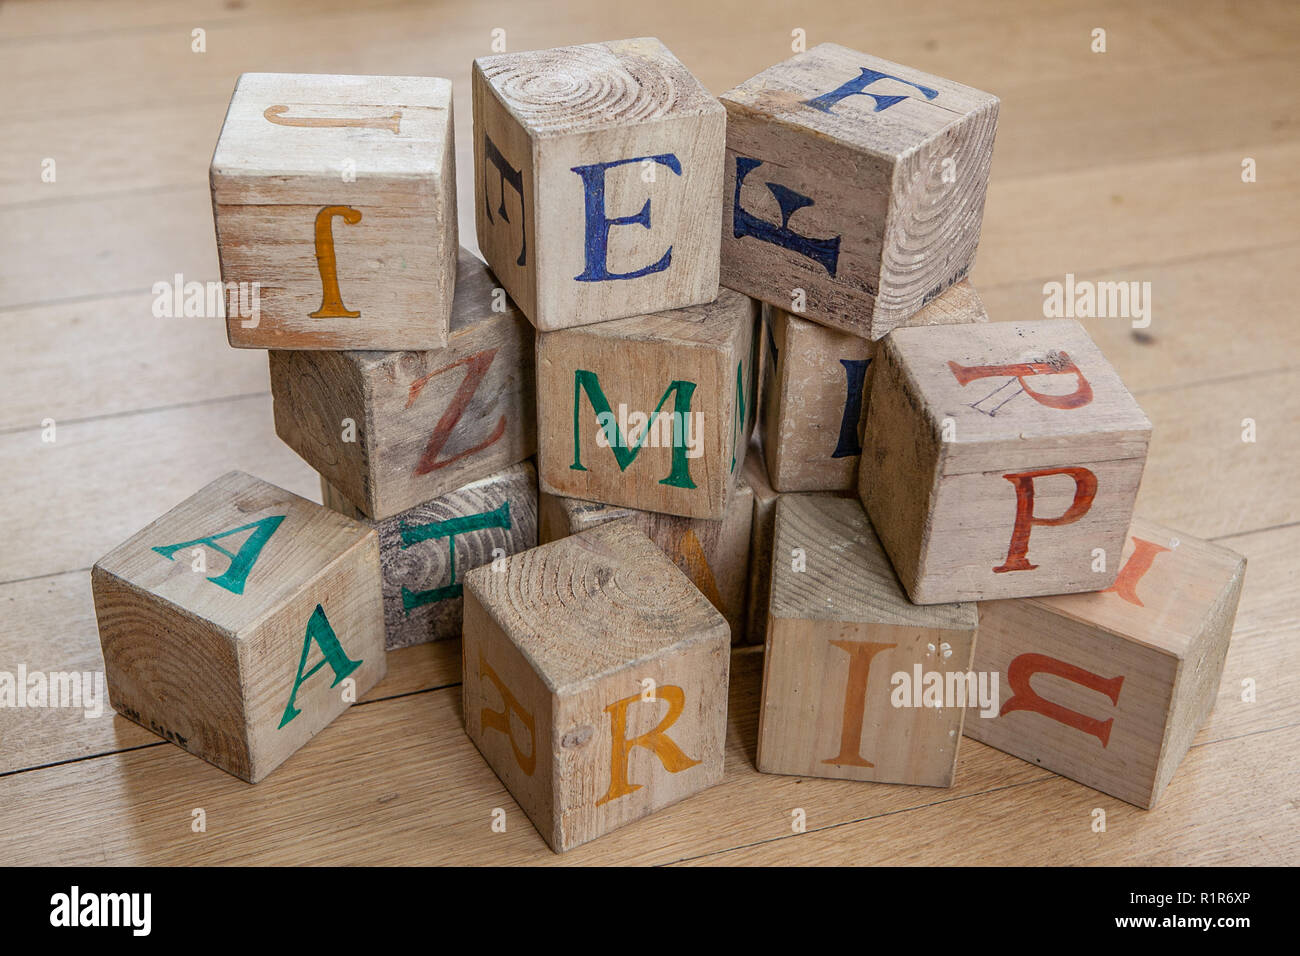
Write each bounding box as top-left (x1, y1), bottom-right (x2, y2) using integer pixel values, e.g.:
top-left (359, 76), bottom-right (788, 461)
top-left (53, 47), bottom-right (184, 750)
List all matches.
top-left (721, 43), bottom-right (999, 340)
top-left (212, 73), bottom-right (457, 351)
top-left (473, 38), bottom-right (725, 331)
top-left (968, 518), bottom-right (1247, 809)
top-left (91, 471), bottom-right (386, 782)
top-left (463, 521), bottom-right (729, 852)
top-left (860, 319), bottom-right (1151, 605)
top-left (271, 248), bottom-right (536, 521)
top-left (758, 496), bottom-right (978, 787)
top-left (535, 288), bottom-right (761, 520)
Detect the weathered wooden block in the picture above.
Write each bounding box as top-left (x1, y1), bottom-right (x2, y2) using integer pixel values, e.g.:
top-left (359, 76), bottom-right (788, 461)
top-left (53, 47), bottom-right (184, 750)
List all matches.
top-left (740, 445), bottom-right (852, 646)
top-left (538, 480), bottom-right (752, 642)
top-left (322, 461), bottom-right (538, 650)
top-left (740, 440), bottom-right (779, 646)
top-left (720, 43), bottom-right (999, 340)
top-left (860, 319), bottom-right (1151, 604)
top-left (758, 496), bottom-right (979, 785)
top-left (473, 37), bottom-right (724, 331)
top-left (271, 248), bottom-right (535, 520)
top-left (763, 279), bottom-right (988, 492)
top-left (212, 72), bottom-right (457, 350)
top-left (463, 520), bottom-right (729, 852)
top-left (90, 471), bottom-right (385, 782)
top-left (536, 288), bottom-right (760, 519)
top-left (966, 518), bottom-right (1246, 808)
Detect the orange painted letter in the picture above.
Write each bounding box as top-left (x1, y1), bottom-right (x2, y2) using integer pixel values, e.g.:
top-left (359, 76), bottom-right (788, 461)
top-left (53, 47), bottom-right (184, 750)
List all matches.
top-left (479, 653), bottom-right (537, 776)
top-left (1000, 652), bottom-right (1124, 746)
top-left (948, 353), bottom-right (1093, 409)
top-left (1101, 536), bottom-right (1171, 607)
top-left (995, 467), bottom-right (1098, 573)
top-left (823, 641), bottom-right (896, 767)
top-left (310, 205), bottom-right (362, 319)
top-left (596, 685), bottom-right (700, 806)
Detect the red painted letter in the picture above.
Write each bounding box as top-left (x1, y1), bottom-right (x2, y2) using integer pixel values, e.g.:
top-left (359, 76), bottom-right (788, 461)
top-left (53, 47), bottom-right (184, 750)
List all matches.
top-left (1101, 536), bottom-right (1172, 607)
top-left (1001, 652), bottom-right (1124, 747)
top-left (948, 352), bottom-right (1093, 409)
top-left (995, 467), bottom-right (1098, 573)
top-left (406, 348), bottom-right (505, 476)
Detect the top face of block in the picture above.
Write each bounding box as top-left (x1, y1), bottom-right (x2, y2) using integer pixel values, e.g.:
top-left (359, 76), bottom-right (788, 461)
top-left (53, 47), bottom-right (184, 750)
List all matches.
top-left (211, 73), bottom-right (453, 187)
top-left (889, 319), bottom-right (1151, 465)
top-left (771, 496), bottom-right (976, 630)
top-left (475, 37), bottom-right (722, 137)
top-left (564, 286), bottom-right (755, 350)
top-left (465, 520), bottom-right (727, 693)
top-left (94, 471), bottom-right (374, 636)
top-left (1028, 517), bottom-right (1246, 654)
top-left (721, 43), bottom-right (997, 157)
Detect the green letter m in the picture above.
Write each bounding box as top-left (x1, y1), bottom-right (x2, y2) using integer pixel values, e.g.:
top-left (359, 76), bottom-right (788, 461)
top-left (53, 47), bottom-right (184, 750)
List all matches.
top-left (570, 369), bottom-right (697, 489)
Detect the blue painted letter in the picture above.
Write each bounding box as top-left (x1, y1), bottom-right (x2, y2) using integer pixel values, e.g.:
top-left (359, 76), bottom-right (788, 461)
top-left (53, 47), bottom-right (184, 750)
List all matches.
top-left (571, 154), bottom-right (681, 282)
top-left (732, 157), bottom-right (840, 276)
top-left (832, 358), bottom-right (870, 459)
top-left (804, 67), bottom-right (938, 114)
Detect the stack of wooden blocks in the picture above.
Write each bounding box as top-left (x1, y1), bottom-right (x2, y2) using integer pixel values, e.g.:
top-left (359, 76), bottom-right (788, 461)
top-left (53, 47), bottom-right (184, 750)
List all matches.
top-left (90, 39), bottom-right (1246, 853)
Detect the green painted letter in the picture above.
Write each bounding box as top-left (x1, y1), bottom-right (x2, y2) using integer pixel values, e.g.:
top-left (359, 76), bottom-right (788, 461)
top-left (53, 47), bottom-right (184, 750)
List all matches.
top-left (571, 369), bottom-right (697, 489)
top-left (399, 502), bottom-right (512, 611)
top-left (152, 515), bottom-right (285, 595)
top-left (278, 604), bottom-right (362, 728)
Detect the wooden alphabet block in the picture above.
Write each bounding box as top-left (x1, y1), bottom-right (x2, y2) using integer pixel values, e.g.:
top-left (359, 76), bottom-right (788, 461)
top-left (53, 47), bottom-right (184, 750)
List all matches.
top-left (740, 440), bottom-right (779, 646)
top-left (762, 279), bottom-right (988, 492)
top-left (90, 471), bottom-right (385, 782)
top-left (538, 480), bottom-right (752, 642)
top-left (212, 73), bottom-right (457, 350)
top-left (463, 520), bottom-right (729, 852)
top-left (966, 518), bottom-right (1246, 808)
top-left (860, 319), bottom-right (1151, 604)
top-left (720, 44), bottom-right (999, 339)
top-left (271, 248), bottom-right (535, 520)
top-left (536, 288), bottom-right (760, 519)
top-left (758, 496), bottom-right (979, 786)
top-left (742, 438), bottom-right (854, 646)
top-left (322, 461), bottom-right (538, 650)
top-left (473, 37), bottom-right (724, 331)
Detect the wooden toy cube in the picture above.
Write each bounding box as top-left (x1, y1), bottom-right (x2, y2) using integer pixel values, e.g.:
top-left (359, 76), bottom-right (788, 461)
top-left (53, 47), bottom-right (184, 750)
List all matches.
top-left (966, 518), bottom-right (1247, 808)
top-left (860, 319), bottom-right (1151, 604)
top-left (212, 72), bottom-right (456, 350)
top-left (721, 43), bottom-right (999, 340)
top-left (90, 471), bottom-right (386, 782)
top-left (463, 520), bottom-right (729, 852)
top-left (271, 248), bottom-right (535, 520)
top-left (740, 440), bottom-right (779, 647)
top-left (758, 496), bottom-right (979, 785)
top-left (536, 288), bottom-right (760, 519)
top-left (538, 479), bottom-right (752, 642)
top-left (322, 461), bottom-right (538, 650)
top-left (762, 279), bottom-right (987, 492)
top-left (739, 441), bottom-right (852, 646)
top-left (473, 37), bottom-right (724, 331)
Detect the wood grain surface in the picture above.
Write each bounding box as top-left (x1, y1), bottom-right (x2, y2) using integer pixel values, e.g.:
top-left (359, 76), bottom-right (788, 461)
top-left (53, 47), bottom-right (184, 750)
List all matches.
top-left (1, 0), bottom-right (1296, 866)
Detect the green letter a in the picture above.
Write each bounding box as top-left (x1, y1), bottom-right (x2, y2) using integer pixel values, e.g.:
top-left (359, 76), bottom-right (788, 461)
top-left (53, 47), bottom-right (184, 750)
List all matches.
top-left (152, 515), bottom-right (285, 595)
top-left (278, 604), bottom-right (362, 729)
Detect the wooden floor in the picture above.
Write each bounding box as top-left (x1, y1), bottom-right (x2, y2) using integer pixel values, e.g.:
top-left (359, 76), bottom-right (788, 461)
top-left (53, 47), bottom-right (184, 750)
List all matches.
top-left (2, 0), bottom-right (1298, 865)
